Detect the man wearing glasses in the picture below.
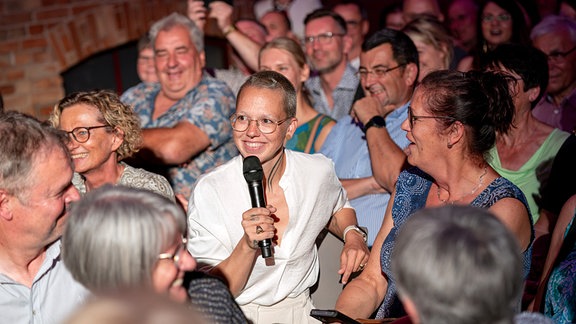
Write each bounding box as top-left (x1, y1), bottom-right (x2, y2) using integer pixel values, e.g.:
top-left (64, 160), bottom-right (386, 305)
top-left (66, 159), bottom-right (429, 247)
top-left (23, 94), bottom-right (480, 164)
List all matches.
top-left (531, 15), bottom-right (576, 134)
top-left (303, 9), bottom-right (359, 120)
top-left (320, 28), bottom-right (419, 248)
top-left (188, 71), bottom-right (369, 323)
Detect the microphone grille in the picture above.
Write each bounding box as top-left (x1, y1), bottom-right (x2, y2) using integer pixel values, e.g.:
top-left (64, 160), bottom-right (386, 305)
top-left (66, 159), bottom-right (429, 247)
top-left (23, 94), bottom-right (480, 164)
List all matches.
top-left (243, 156), bottom-right (264, 182)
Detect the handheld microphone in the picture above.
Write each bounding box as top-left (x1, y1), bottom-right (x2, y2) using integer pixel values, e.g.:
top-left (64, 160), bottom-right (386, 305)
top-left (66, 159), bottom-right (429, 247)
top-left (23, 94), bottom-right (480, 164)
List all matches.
top-left (242, 156), bottom-right (273, 258)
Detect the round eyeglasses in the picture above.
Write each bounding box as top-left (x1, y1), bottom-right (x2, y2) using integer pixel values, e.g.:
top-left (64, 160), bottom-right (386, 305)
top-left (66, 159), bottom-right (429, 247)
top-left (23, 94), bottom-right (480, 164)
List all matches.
top-left (158, 236), bottom-right (188, 268)
top-left (230, 114), bottom-right (291, 134)
top-left (66, 125), bottom-right (110, 143)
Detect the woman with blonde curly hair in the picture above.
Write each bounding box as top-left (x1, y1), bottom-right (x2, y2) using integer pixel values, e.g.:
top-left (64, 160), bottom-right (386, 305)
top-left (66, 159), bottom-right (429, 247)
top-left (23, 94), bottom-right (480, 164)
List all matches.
top-left (51, 89), bottom-right (174, 200)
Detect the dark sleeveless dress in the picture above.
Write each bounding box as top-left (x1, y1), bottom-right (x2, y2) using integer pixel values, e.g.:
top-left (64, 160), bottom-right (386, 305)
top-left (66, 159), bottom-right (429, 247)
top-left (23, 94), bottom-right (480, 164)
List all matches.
top-left (376, 167), bottom-right (534, 319)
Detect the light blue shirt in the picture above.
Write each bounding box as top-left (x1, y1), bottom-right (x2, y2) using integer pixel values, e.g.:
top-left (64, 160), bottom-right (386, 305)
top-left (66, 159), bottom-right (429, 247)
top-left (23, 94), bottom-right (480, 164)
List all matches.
top-left (320, 102), bottom-right (410, 246)
top-left (0, 240), bottom-right (89, 324)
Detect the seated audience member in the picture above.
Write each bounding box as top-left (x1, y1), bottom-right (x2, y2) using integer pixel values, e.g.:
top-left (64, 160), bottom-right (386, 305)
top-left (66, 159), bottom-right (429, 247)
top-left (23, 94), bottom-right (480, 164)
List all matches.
top-left (304, 9), bottom-right (359, 120)
top-left (260, 10), bottom-right (297, 42)
top-left (532, 194), bottom-right (576, 322)
top-left (335, 70), bottom-right (533, 320)
top-left (65, 290), bottom-right (208, 324)
top-left (321, 28), bottom-right (418, 247)
top-left (254, 0), bottom-right (322, 40)
top-left (0, 111), bottom-right (88, 323)
top-left (458, 0), bottom-right (530, 72)
top-left (259, 37), bottom-right (334, 153)
top-left (332, 1), bottom-right (370, 71)
top-left (379, 3), bottom-right (405, 30)
top-left (187, 71), bottom-right (369, 324)
top-left (393, 205), bottom-right (553, 324)
top-left (530, 15), bottom-right (576, 133)
top-left (121, 13), bottom-right (238, 199)
top-left (51, 90), bottom-right (174, 201)
top-left (447, 0), bottom-right (479, 54)
top-left (402, 15), bottom-right (454, 82)
top-left (560, 0), bottom-right (576, 19)
top-left (482, 44), bottom-right (570, 226)
top-left (136, 33), bottom-right (158, 84)
top-left (62, 185), bottom-right (247, 324)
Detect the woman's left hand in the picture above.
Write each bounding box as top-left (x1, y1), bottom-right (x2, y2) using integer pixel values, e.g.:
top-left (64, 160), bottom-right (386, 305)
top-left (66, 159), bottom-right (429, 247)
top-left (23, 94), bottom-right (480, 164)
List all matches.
top-left (339, 233), bottom-right (370, 284)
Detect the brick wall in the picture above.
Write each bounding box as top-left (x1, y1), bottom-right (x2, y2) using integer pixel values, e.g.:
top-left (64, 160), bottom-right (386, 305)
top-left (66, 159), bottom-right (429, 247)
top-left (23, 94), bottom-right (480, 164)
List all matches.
top-left (0, 0), bottom-right (255, 119)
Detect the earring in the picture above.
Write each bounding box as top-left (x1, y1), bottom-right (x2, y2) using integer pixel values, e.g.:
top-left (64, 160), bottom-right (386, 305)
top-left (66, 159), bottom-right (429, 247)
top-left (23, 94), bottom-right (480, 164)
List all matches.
top-left (447, 142), bottom-right (453, 149)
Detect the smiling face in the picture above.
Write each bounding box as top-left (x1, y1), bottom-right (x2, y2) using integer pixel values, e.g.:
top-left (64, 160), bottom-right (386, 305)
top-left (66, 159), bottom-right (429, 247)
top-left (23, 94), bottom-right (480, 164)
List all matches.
top-left (7, 146), bottom-right (80, 249)
top-left (304, 16), bottom-right (350, 73)
top-left (259, 48), bottom-right (309, 93)
top-left (481, 2), bottom-right (513, 48)
top-left (154, 25), bottom-right (204, 100)
top-left (137, 47), bottom-right (158, 84)
top-left (448, 0), bottom-right (478, 50)
top-left (359, 43), bottom-right (415, 108)
top-left (401, 88), bottom-right (448, 170)
top-left (333, 3), bottom-right (369, 53)
top-left (233, 87), bottom-right (296, 168)
top-left (59, 103), bottom-right (122, 176)
top-left (152, 235), bottom-right (197, 302)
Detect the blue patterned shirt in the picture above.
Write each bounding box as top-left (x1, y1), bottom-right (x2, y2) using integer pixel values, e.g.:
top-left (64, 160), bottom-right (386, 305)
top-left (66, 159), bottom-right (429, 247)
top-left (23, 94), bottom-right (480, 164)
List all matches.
top-left (121, 75), bottom-right (239, 198)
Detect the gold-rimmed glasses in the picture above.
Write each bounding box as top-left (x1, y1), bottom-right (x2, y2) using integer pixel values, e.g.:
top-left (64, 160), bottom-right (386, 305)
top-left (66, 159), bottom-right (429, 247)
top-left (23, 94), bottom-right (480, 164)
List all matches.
top-left (158, 236), bottom-right (188, 269)
top-left (230, 114), bottom-right (291, 134)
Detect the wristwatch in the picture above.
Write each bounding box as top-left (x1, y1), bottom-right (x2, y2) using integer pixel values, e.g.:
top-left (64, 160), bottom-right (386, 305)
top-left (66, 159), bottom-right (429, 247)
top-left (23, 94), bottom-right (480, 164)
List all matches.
top-left (343, 225), bottom-right (368, 243)
top-left (363, 116), bottom-right (386, 133)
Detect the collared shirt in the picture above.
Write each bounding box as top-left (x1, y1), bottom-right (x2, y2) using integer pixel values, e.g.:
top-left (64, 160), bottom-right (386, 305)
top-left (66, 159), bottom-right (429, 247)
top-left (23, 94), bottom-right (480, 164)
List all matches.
top-left (532, 88), bottom-right (576, 133)
top-left (320, 102), bottom-right (411, 246)
top-left (305, 64), bottom-right (359, 120)
top-left (188, 150), bottom-right (351, 306)
top-left (121, 74), bottom-right (239, 199)
top-left (0, 240), bottom-right (89, 324)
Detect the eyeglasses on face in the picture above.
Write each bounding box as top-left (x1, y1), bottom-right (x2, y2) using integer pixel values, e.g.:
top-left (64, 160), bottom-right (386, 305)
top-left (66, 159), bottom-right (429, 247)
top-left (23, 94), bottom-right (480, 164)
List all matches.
top-left (66, 125), bottom-right (110, 143)
top-left (158, 236), bottom-right (188, 268)
top-left (230, 114), bottom-right (290, 134)
top-left (356, 64), bottom-right (407, 79)
top-left (481, 14), bottom-right (511, 23)
top-left (303, 32), bottom-right (344, 46)
top-left (546, 46), bottom-right (576, 64)
top-left (407, 106), bottom-right (455, 129)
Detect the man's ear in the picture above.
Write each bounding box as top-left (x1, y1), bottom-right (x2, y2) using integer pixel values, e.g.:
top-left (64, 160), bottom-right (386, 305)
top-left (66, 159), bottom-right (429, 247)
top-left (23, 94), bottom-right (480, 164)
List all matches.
top-left (403, 63), bottom-right (419, 87)
top-left (0, 190), bottom-right (14, 221)
top-left (401, 295), bottom-right (421, 324)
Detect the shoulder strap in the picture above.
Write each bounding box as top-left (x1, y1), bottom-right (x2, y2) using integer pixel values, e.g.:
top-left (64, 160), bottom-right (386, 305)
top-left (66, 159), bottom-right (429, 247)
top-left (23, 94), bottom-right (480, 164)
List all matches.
top-left (304, 115), bottom-right (323, 154)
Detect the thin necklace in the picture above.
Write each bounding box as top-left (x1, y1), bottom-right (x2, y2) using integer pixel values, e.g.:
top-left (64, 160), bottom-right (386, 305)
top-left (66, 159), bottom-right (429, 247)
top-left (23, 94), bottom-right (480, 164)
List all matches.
top-left (437, 166), bottom-right (488, 205)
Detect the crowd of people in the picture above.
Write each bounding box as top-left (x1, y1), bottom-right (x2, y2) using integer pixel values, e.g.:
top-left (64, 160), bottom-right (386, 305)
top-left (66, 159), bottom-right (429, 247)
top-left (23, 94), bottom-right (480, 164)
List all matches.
top-left (1, 0), bottom-right (575, 323)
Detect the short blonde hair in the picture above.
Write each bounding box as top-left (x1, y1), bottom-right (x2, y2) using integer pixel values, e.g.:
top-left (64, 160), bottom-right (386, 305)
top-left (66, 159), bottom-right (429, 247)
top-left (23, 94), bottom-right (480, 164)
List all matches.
top-left (402, 15), bottom-right (454, 70)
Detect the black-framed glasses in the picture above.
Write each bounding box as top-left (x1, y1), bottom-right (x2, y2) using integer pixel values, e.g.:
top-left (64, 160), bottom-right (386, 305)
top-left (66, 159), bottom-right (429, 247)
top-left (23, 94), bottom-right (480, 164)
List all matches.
top-left (481, 14), bottom-right (511, 23)
top-left (408, 106), bottom-right (455, 129)
top-left (158, 236), bottom-right (188, 268)
top-left (230, 114), bottom-right (291, 134)
top-left (356, 64), bottom-right (407, 79)
top-left (66, 125), bottom-right (110, 143)
top-left (546, 46), bottom-right (576, 64)
top-left (303, 32), bottom-right (344, 45)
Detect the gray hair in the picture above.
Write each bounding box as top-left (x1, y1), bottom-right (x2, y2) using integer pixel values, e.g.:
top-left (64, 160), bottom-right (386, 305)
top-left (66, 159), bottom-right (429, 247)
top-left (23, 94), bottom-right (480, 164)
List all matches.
top-left (149, 12), bottom-right (204, 52)
top-left (392, 205), bottom-right (523, 324)
top-left (530, 15), bottom-right (576, 43)
top-left (237, 70), bottom-right (297, 118)
top-left (0, 111), bottom-right (71, 198)
top-left (62, 185), bottom-right (186, 292)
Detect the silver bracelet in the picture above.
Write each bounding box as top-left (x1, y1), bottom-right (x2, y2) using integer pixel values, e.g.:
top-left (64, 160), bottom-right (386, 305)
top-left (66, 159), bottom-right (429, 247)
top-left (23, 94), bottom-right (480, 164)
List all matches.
top-left (343, 225), bottom-right (367, 243)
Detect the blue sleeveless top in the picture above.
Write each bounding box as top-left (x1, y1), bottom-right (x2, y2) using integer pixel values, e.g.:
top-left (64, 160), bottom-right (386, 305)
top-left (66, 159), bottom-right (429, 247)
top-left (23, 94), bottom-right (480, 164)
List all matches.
top-left (376, 167), bottom-right (534, 319)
